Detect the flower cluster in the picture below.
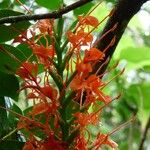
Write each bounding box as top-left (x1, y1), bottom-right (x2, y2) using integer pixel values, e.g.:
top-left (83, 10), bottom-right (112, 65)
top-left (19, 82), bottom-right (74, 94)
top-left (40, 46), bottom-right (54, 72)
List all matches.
top-left (13, 12), bottom-right (120, 150)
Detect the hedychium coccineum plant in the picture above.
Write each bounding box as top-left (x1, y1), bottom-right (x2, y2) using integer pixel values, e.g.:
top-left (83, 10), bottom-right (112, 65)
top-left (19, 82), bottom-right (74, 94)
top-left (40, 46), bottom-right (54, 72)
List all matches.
top-left (0, 5), bottom-right (133, 150)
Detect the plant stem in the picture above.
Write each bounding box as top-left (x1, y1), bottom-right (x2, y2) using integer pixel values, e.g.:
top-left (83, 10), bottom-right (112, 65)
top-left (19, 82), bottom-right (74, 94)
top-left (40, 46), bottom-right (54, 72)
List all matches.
top-left (138, 116), bottom-right (150, 150)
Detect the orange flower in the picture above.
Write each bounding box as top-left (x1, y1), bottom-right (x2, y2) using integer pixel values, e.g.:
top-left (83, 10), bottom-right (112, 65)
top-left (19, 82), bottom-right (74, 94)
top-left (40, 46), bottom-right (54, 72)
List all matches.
top-left (70, 74), bottom-right (111, 104)
top-left (41, 85), bottom-right (58, 100)
top-left (70, 74), bottom-right (101, 91)
top-left (74, 112), bottom-right (99, 128)
top-left (94, 134), bottom-right (118, 150)
top-left (66, 29), bottom-right (93, 47)
top-left (76, 62), bottom-right (92, 77)
top-left (85, 91), bottom-right (96, 105)
top-left (84, 48), bottom-right (105, 63)
top-left (74, 135), bottom-right (87, 150)
top-left (31, 44), bottom-right (55, 65)
top-left (70, 75), bottom-right (84, 91)
top-left (23, 141), bottom-right (35, 150)
top-left (43, 133), bottom-right (66, 150)
top-left (32, 45), bottom-right (55, 59)
top-left (16, 62), bottom-right (38, 79)
top-left (35, 19), bottom-right (53, 34)
top-left (31, 102), bottom-right (49, 117)
top-left (78, 16), bottom-right (99, 27)
top-left (85, 75), bottom-right (104, 89)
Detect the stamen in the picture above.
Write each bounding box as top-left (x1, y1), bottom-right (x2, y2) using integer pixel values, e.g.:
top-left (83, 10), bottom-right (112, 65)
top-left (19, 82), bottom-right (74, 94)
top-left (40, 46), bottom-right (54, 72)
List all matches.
top-left (16, 0), bottom-right (32, 14)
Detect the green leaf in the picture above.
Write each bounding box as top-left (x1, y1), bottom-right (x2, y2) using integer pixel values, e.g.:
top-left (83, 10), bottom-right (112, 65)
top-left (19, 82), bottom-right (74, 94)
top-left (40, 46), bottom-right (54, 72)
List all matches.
top-left (0, 141), bottom-right (24, 150)
top-left (0, 0), bottom-right (11, 9)
top-left (0, 10), bottom-right (31, 43)
top-left (119, 47), bottom-right (150, 70)
top-left (120, 47), bottom-right (150, 63)
top-left (0, 96), bottom-right (10, 138)
top-left (16, 43), bottom-right (36, 62)
top-left (35, 0), bottom-right (61, 10)
top-left (142, 65), bottom-right (150, 73)
top-left (0, 9), bottom-right (22, 18)
top-left (127, 83), bottom-right (150, 127)
top-left (0, 44), bottom-right (30, 74)
top-left (8, 103), bottom-right (23, 126)
top-left (73, 2), bottom-right (94, 16)
top-left (14, 0), bottom-right (26, 5)
top-left (127, 83), bottom-right (150, 110)
top-left (0, 71), bottom-right (19, 100)
top-left (138, 84), bottom-right (150, 110)
top-left (105, 0), bottom-right (116, 3)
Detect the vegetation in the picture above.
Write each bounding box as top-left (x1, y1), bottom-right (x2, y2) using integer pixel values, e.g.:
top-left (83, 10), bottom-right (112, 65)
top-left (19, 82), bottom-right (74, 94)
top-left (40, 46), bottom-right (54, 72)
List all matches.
top-left (0, 0), bottom-right (149, 150)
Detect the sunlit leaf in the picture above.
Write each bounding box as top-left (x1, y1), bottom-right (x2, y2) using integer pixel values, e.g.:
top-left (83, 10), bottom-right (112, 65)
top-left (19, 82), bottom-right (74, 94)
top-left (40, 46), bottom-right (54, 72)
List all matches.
top-left (119, 47), bottom-right (150, 70)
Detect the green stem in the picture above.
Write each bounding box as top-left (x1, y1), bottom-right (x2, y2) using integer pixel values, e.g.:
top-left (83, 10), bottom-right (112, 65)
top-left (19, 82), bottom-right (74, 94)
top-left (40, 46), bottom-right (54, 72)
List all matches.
top-left (49, 69), bottom-right (63, 90)
top-left (61, 51), bottom-right (73, 72)
top-left (66, 128), bottom-right (79, 143)
top-left (61, 20), bottom-right (77, 53)
top-left (66, 71), bottom-right (77, 87)
top-left (62, 91), bottom-right (76, 108)
top-left (57, 17), bottom-right (64, 46)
